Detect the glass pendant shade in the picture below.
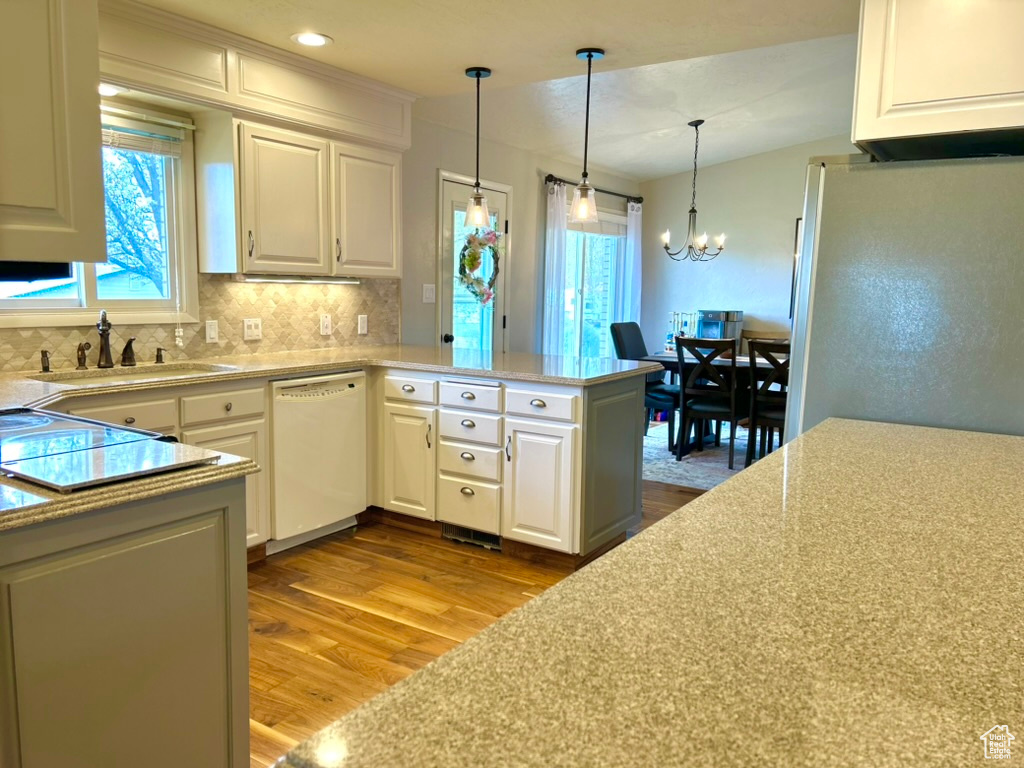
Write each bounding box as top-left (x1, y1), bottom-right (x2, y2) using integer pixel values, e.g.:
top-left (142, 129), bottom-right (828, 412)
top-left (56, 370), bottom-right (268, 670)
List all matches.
top-left (466, 187), bottom-right (491, 229)
top-left (570, 180), bottom-right (599, 224)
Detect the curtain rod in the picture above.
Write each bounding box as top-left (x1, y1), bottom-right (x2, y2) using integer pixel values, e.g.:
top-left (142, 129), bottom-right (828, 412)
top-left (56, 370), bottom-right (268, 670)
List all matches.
top-left (544, 174), bottom-right (643, 204)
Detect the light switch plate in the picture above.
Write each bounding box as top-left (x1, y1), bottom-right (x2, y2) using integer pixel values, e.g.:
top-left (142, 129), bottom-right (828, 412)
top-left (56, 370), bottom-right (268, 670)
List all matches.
top-left (319, 313), bottom-right (332, 336)
top-left (357, 314), bottom-right (368, 335)
top-left (243, 318), bottom-right (262, 341)
top-left (422, 284), bottom-right (436, 304)
top-left (205, 320), bottom-right (218, 343)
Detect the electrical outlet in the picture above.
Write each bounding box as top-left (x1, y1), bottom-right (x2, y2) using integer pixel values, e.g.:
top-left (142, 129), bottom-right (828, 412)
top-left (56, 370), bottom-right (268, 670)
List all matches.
top-left (243, 318), bottom-right (262, 341)
top-left (319, 313), bottom-right (332, 336)
top-left (422, 284), bottom-right (436, 304)
top-left (357, 314), bottom-right (368, 335)
top-left (205, 320), bottom-right (218, 343)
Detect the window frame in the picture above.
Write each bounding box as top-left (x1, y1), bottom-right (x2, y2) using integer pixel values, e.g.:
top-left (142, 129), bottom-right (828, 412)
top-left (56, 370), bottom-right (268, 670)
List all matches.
top-left (0, 103), bottom-right (200, 328)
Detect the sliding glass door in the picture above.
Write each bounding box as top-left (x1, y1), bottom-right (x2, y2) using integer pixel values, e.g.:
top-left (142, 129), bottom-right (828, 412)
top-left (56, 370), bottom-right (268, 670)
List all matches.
top-left (560, 223), bottom-right (626, 358)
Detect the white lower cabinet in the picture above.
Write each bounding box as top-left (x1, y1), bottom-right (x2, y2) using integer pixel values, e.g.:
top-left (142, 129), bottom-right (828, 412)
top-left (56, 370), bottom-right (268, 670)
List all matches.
top-left (501, 418), bottom-right (578, 553)
top-left (181, 419), bottom-right (269, 548)
top-left (382, 402), bottom-right (436, 520)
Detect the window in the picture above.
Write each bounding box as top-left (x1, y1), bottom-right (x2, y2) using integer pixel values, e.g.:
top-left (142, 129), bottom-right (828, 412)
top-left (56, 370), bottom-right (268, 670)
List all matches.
top-left (0, 105), bottom-right (198, 325)
top-left (560, 217), bottom-right (627, 358)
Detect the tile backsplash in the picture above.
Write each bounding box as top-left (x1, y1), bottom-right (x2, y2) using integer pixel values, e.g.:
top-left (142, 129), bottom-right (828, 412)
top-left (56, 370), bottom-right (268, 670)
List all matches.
top-left (0, 275), bottom-right (400, 372)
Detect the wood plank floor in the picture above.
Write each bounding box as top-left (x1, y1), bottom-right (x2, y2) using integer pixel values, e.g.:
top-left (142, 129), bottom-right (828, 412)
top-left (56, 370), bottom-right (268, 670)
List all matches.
top-left (247, 480), bottom-right (703, 767)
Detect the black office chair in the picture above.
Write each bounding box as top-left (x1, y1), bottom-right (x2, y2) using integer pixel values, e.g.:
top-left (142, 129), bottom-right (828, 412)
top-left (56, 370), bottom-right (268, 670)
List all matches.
top-left (610, 322), bottom-right (680, 450)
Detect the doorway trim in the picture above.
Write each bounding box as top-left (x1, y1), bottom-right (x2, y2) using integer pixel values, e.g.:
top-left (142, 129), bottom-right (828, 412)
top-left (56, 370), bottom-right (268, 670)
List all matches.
top-left (436, 169), bottom-right (514, 352)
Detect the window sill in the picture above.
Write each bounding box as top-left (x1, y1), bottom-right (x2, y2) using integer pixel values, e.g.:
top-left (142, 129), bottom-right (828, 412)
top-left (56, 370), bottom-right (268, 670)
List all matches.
top-left (0, 310), bottom-right (200, 329)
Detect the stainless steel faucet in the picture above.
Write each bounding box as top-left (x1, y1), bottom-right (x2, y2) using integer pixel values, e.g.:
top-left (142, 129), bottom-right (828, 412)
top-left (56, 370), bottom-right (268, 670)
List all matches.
top-left (96, 310), bottom-right (114, 369)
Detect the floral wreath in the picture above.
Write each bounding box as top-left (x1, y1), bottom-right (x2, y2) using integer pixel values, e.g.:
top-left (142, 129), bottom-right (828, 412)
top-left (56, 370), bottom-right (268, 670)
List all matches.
top-left (458, 228), bottom-right (502, 305)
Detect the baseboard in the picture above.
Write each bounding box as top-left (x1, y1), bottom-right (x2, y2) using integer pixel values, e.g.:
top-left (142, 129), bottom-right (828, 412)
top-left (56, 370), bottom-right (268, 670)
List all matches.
top-left (246, 543), bottom-right (267, 566)
top-left (358, 507), bottom-right (443, 538)
top-left (265, 516), bottom-right (359, 555)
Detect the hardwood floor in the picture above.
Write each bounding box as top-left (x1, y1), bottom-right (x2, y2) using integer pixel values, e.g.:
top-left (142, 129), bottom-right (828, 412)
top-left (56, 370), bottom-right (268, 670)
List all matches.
top-left (247, 480), bottom-right (703, 767)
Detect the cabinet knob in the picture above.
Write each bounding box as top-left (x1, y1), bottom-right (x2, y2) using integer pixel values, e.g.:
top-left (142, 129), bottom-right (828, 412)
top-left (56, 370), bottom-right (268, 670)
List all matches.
top-left (460, 487), bottom-right (475, 497)
top-left (461, 391), bottom-right (476, 400)
top-left (124, 416), bottom-right (136, 425)
top-left (225, 402), bottom-right (233, 412)
top-left (402, 384), bottom-right (415, 393)
top-left (460, 419), bottom-right (476, 428)
top-left (530, 398), bottom-right (547, 408)
top-left (460, 451), bottom-right (475, 461)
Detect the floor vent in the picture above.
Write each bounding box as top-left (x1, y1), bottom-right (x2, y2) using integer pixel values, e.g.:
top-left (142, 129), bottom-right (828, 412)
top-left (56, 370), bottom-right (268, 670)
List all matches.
top-left (441, 524), bottom-right (502, 551)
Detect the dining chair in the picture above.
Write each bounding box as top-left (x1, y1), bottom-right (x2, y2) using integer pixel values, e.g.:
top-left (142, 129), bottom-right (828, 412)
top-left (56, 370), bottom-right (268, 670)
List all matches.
top-left (740, 328), bottom-right (790, 355)
top-left (745, 340), bottom-right (791, 467)
top-left (674, 337), bottom-right (744, 469)
top-left (610, 322), bottom-right (680, 450)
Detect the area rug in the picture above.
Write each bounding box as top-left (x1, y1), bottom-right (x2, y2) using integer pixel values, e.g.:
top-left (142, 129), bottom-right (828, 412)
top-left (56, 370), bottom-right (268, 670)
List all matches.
top-left (642, 421), bottom-right (751, 490)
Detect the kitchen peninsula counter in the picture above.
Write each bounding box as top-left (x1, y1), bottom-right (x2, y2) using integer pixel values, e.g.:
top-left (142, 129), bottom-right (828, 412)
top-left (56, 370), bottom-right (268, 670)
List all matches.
top-left (278, 418), bottom-right (1024, 768)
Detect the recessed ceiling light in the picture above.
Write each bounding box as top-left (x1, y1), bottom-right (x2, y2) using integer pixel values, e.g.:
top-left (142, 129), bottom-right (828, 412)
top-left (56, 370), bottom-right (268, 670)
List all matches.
top-left (291, 32), bottom-right (333, 47)
top-left (98, 83), bottom-right (123, 97)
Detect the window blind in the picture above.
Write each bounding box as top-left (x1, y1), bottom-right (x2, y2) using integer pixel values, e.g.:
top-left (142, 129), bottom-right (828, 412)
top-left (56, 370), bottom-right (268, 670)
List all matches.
top-left (100, 111), bottom-right (188, 158)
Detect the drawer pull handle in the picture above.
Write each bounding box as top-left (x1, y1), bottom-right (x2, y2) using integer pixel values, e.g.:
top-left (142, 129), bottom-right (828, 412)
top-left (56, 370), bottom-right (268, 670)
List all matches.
top-left (460, 451), bottom-right (475, 461)
top-left (530, 398), bottom-right (547, 408)
top-left (505, 436), bottom-right (511, 461)
top-left (402, 384), bottom-right (415, 393)
top-left (460, 487), bottom-right (475, 497)
top-left (461, 419), bottom-right (476, 428)
top-left (225, 402), bottom-right (233, 412)
top-left (124, 416), bottom-right (136, 425)
top-left (461, 391), bottom-right (476, 400)
top-left (425, 423), bottom-right (432, 449)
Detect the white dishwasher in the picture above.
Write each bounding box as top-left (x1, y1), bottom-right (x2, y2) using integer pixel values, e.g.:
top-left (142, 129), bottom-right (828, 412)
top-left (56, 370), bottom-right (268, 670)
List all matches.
top-left (270, 371), bottom-right (366, 548)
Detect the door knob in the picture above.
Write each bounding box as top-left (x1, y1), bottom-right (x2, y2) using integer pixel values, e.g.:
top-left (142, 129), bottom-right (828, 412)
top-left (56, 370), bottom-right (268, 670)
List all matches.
top-left (441, 333), bottom-right (455, 343)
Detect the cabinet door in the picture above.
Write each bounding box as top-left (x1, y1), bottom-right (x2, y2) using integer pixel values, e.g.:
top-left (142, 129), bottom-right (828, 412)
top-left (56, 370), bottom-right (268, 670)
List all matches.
top-left (182, 419), bottom-right (269, 548)
top-left (382, 403), bottom-right (436, 520)
top-left (502, 419), bottom-right (577, 553)
top-left (331, 142), bottom-right (401, 277)
top-left (239, 123), bottom-right (330, 275)
top-left (0, 0), bottom-right (106, 262)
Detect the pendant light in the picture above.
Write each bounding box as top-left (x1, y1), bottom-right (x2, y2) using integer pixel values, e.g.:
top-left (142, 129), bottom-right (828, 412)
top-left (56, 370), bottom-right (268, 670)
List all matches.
top-left (662, 119), bottom-right (726, 262)
top-left (465, 66), bottom-right (492, 229)
top-left (570, 47), bottom-right (604, 224)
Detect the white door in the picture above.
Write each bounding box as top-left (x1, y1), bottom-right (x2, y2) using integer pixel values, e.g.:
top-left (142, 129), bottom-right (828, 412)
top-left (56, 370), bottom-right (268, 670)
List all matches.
top-left (331, 142), bottom-right (401, 277)
top-left (182, 420), bottom-right (269, 548)
top-left (439, 177), bottom-right (508, 352)
top-left (382, 403), bottom-right (436, 520)
top-left (502, 418), bottom-right (577, 553)
top-left (239, 123), bottom-right (330, 275)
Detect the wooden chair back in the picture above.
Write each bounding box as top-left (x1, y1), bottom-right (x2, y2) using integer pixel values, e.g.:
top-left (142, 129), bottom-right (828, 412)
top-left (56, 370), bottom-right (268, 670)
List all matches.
top-left (747, 340), bottom-right (791, 416)
top-left (675, 337), bottom-right (738, 397)
top-left (741, 328), bottom-right (790, 355)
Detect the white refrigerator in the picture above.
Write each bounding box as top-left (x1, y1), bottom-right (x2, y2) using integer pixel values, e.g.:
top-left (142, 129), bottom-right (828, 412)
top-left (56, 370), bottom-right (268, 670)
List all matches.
top-left (787, 154), bottom-right (1024, 439)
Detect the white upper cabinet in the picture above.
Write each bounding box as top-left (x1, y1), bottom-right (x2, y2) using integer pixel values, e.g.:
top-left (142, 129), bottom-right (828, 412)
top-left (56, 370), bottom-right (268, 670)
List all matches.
top-left (854, 0), bottom-right (1024, 158)
top-left (238, 123), bottom-right (330, 275)
top-left (0, 0), bottom-right (107, 263)
top-left (331, 143), bottom-right (402, 278)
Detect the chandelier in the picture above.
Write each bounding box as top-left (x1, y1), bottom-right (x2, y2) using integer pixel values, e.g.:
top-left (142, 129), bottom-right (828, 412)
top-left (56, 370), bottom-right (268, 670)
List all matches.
top-left (662, 119), bottom-right (725, 262)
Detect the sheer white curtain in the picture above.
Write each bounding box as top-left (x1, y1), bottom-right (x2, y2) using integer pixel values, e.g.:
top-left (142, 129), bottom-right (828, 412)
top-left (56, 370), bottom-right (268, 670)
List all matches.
top-left (542, 181), bottom-right (568, 355)
top-left (613, 200), bottom-right (642, 324)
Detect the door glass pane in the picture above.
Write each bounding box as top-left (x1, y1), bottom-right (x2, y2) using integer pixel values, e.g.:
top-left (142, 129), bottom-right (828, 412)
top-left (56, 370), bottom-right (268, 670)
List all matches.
top-left (563, 230), bottom-right (624, 358)
top-left (452, 209), bottom-right (499, 352)
top-left (99, 148), bottom-right (172, 300)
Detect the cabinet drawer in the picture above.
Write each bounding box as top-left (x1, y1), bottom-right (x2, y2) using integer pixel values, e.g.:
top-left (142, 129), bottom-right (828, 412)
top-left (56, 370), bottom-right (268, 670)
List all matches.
top-left (180, 387), bottom-right (265, 427)
top-left (438, 410), bottom-right (502, 446)
top-left (439, 381), bottom-right (501, 413)
top-left (384, 375), bottom-right (437, 404)
top-left (70, 398), bottom-right (177, 432)
top-left (437, 476), bottom-right (500, 534)
top-left (505, 389), bottom-right (577, 422)
top-left (437, 440), bottom-right (502, 483)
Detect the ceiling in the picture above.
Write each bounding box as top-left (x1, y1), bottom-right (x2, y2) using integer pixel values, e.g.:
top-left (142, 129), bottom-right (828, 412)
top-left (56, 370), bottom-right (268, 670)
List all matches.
top-left (415, 35), bottom-right (858, 181)
top-left (134, 0), bottom-right (860, 97)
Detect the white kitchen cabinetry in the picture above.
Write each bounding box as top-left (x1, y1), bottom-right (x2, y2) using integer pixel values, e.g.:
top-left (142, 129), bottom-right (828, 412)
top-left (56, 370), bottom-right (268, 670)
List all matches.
top-left (239, 123), bottom-right (331, 275)
top-left (331, 142), bottom-right (401, 278)
top-left (382, 402), bottom-right (437, 520)
top-left (0, 0), bottom-right (106, 263)
top-left (502, 418), bottom-right (577, 553)
top-left (181, 420), bottom-right (268, 549)
top-left (854, 0), bottom-right (1024, 157)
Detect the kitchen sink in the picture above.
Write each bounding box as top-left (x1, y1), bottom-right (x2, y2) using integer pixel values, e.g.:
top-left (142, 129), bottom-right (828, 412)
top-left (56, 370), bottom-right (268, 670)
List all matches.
top-left (31, 362), bottom-right (241, 385)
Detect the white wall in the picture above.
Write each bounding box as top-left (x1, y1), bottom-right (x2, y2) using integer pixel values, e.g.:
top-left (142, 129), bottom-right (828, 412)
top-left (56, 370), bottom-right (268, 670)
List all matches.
top-left (639, 135), bottom-right (857, 347)
top-left (401, 118), bottom-right (639, 352)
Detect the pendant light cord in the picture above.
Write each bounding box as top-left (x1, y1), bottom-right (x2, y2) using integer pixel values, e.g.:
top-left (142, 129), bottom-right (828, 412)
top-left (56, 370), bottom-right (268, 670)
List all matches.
top-left (582, 52), bottom-right (593, 180)
top-left (474, 71), bottom-right (482, 188)
top-left (691, 122), bottom-right (699, 210)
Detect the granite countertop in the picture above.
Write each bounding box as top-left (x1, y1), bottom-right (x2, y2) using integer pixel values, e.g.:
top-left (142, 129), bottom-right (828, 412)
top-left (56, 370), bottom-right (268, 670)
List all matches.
top-left (279, 418), bottom-right (1024, 768)
top-left (2, 345), bottom-right (659, 411)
